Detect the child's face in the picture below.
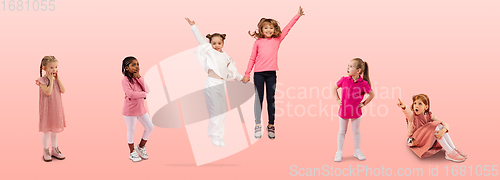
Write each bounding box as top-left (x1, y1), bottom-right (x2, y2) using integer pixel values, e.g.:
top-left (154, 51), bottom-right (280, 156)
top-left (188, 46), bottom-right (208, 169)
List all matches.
top-left (262, 24), bottom-right (275, 38)
top-left (347, 61), bottom-right (361, 77)
top-left (413, 99), bottom-right (428, 115)
top-left (126, 59), bottom-right (140, 75)
top-left (43, 62), bottom-right (58, 76)
top-left (210, 36), bottom-right (224, 52)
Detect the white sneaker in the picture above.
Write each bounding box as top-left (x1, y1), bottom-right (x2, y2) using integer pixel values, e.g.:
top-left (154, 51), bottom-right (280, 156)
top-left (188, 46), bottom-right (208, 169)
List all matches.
top-left (219, 138), bottom-right (225, 147)
top-left (135, 145), bottom-right (149, 160)
top-left (129, 150), bottom-right (142, 162)
top-left (212, 136), bottom-right (220, 147)
top-left (334, 151), bottom-right (343, 162)
top-left (354, 150), bottom-right (366, 161)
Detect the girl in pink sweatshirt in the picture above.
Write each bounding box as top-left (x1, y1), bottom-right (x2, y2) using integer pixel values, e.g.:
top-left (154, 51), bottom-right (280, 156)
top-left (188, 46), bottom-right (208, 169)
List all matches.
top-left (244, 6), bottom-right (305, 140)
top-left (122, 56), bottom-right (154, 162)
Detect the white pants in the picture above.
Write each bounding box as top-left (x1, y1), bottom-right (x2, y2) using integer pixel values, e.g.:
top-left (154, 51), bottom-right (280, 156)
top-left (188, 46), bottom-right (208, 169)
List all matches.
top-left (204, 77), bottom-right (227, 139)
top-left (124, 113), bottom-right (154, 144)
top-left (42, 132), bottom-right (58, 149)
top-left (435, 124), bottom-right (457, 153)
top-left (337, 117), bottom-right (361, 151)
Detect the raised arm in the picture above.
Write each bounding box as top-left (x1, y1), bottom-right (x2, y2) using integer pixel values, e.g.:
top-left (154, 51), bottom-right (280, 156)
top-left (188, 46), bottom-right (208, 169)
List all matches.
top-left (397, 98), bottom-right (415, 137)
top-left (186, 18), bottom-right (207, 45)
top-left (278, 6), bottom-right (304, 41)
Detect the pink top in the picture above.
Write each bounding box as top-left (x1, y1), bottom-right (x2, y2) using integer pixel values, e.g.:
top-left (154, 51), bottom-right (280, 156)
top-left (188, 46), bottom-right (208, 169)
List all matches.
top-left (36, 77), bottom-right (66, 133)
top-left (122, 76), bottom-right (150, 116)
top-left (244, 15), bottom-right (301, 78)
top-left (337, 76), bottom-right (372, 119)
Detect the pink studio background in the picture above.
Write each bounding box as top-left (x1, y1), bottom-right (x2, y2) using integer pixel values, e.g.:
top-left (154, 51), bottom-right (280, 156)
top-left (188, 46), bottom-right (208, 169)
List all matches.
top-left (1, 0), bottom-right (499, 179)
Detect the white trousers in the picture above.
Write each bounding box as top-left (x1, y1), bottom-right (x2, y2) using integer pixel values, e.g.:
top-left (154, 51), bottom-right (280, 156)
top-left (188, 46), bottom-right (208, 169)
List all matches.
top-left (204, 77), bottom-right (227, 139)
top-left (124, 113), bottom-right (154, 144)
top-left (337, 117), bottom-right (361, 151)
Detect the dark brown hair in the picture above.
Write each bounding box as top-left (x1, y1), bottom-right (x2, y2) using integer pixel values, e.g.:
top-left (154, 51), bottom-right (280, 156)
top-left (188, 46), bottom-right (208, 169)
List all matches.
top-left (206, 33), bottom-right (226, 42)
top-left (411, 94), bottom-right (430, 114)
top-left (248, 18), bottom-right (282, 39)
top-left (122, 56), bottom-right (137, 84)
top-left (39, 56), bottom-right (58, 77)
top-left (351, 58), bottom-right (371, 86)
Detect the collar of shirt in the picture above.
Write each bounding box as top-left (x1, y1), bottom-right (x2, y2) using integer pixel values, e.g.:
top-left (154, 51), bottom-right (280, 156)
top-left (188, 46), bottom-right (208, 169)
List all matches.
top-left (348, 76), bottom-right (364, 83)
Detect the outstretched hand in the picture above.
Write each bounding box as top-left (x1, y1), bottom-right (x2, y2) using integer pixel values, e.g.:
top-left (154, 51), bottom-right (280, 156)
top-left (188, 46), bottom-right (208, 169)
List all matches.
top-left (297, 6), bottom-right (305, 16)
top-left (397, 98), bottom-right (406, 109)
top-left (185, 18), bottom-right (195, 26)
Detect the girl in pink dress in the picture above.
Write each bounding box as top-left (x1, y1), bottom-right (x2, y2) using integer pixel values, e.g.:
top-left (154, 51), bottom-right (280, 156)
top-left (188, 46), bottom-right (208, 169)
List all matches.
top-left (397, 94), bottom-right (468, 162)
top-left (36, 56), bottom-right (66, 162)
top-left (244, 6), bottom-right (305, 140)
top-left (122, 56), bottom-right (154, 162)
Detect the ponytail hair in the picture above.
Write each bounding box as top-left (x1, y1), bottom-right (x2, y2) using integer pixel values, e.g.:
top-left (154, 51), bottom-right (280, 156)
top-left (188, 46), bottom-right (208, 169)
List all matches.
top-left (206, 33), bottom-right (226, 42)
top-left (351, 58), bottom-right (371, 86)
top-left (39, 56), bottom-right (58, 77)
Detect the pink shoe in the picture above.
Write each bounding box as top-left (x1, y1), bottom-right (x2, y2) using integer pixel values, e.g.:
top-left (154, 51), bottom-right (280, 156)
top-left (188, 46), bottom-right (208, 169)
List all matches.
top-left (51, 147), bottom-right (65, 160)
top-left (43, 148), bottom-right (52, 162)
top-left (445, 150), bottom-right (465, 162)
top-left (455, 149), bottom-right (468, 159)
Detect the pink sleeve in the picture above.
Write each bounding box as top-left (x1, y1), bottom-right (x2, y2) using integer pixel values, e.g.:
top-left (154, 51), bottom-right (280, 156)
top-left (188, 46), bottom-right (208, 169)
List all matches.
top-left (137, 77), bottom-right (150, 94)
top-left (278, 15), bottom-right (300, 41)
top-left (244, 41), bottom-right (259, 78)
top-left (403, 108), bottom-right (414, 121)
top-left (36, 77), bottom-right (48, 85)
top-left (122, 77), bottom-right (147, 99)
top-left (336, 77), bottom-right (345, 87)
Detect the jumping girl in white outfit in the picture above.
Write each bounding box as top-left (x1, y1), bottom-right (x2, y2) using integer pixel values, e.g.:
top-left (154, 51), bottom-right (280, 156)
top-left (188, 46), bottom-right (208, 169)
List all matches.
top-left (185, 18), bottom-right (247, 147)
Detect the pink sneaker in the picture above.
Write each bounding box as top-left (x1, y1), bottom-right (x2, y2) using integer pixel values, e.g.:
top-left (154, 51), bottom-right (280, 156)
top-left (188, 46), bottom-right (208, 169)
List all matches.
top-left (43, 148), bottom-right (52, 162)
top-left (445, 150), bottom-right (465, 162)
top-left (51, 147), bottom-right (65, 160)
top-left (455, 149), bottom-right (467, 159)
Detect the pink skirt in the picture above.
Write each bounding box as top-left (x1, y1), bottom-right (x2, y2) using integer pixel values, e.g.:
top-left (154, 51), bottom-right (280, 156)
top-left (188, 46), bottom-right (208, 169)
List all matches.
top-left (410, 121), bottom-right (443, 158)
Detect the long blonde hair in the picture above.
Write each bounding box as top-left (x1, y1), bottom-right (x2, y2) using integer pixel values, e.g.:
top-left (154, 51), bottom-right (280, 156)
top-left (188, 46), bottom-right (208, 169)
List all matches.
top-left (39, 56), bottom-right (58, 77)
top-left (351, 58), bottom-right (371, 86)
top-left (248, 18), bottom-right (282, 39)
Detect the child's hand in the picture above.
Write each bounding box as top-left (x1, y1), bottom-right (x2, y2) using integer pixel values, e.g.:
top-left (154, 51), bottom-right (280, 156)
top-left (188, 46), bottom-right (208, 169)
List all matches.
top-left (358, 102), bottom-right (365, 108)
top-left (133, 71), bottom-right (141, 79)
top-left (185, 18), bottom-right (195, 26)
top-left (337, 99), bottom-right (342, 105)
top-left (54, 71), bottom-right (59, 80)
top-left (297, 6), bottom-right (305, 16)
top-left (242, 77), bottom-right (250, 84)
top-left (46, 70), bottom-right (55, 81)
top-left (435, 129), bottom-right (445, 139)
top-left (397, 98), bottom-right (406, 109)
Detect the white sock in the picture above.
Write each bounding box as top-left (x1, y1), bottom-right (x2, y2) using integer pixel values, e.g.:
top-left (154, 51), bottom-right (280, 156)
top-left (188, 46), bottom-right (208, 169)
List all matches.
top-left (51, 133), bottom-right (58, 148)
top-left (42, 132), bottom-right (50, 149)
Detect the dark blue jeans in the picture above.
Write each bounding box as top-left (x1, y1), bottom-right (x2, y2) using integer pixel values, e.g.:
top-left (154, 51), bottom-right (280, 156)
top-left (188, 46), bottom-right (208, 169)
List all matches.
top-left (253, 71), bottom-right (276, 125)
